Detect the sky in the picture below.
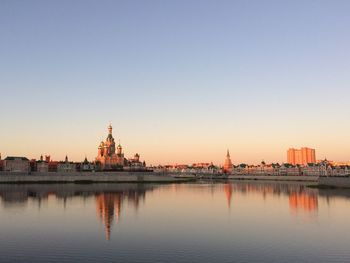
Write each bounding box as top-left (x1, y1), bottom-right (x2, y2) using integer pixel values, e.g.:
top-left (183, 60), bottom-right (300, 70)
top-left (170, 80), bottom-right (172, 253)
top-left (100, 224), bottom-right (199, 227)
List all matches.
top-left (1, 0), bottom-right (350, 165)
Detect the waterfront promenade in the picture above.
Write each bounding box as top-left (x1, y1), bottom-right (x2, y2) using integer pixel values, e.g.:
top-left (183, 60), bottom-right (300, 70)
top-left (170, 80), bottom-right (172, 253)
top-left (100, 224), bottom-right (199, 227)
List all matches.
top-left (227, 175), bottom-right (350, 188)
top-left (228, 175), bottom-right (319, 182)
top-left (0, 172), bottom-right (349, 188)
top-left (0, 172), bottom-right (195, 183)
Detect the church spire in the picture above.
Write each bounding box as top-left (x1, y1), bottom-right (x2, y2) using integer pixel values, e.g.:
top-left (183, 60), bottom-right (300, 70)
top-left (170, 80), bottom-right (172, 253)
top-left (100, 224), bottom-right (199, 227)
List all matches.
top-left (223, 149), bottom-right (233, 174)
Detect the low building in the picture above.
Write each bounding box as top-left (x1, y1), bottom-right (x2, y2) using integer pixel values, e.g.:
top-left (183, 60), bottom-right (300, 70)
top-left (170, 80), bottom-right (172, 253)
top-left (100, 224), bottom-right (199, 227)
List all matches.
top-left (36, 155), bottom-right (49, 173)
top-left (0, 153), bottom-right (3, 171)
top-left (29, 159), bottom-right (37, 172)
top-left (37, 161), bottom-right (49, 172)
top-left (57, 156), bottom-right (76, 173)
top-left (81, 157), bottom-right (94, 171)
top-left (125, 153), bottom-right (146, 171)
top-left (3, 157), bottom-right (30, 173)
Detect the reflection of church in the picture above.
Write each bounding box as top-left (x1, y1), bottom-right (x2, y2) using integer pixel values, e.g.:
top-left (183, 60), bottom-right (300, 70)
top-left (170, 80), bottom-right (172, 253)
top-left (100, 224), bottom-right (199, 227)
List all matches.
top-left (95, 190), bottom-right (147, 240)
top-left (96, 193), bottom-right (122, 241)
top-left (95, 124), bottom-right (127, 170)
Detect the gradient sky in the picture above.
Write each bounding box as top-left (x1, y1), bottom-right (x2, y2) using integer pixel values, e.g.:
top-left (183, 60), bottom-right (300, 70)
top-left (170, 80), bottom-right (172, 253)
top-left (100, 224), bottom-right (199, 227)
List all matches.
top-left (1, 0), bottom-right (350, 165)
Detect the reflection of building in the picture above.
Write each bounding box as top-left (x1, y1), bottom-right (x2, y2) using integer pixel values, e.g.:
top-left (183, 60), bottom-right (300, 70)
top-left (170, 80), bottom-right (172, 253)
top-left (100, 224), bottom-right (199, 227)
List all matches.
top-left (95, 189), bottom-right (147, 240)
top-left (224, 184), bottom-right (233, 207)
top-left (289, 193), bottom-right (318, 212)
top-left (3, 157), bottom-right (30, 173)
top-left (223, 150), bottom-right (233, 173)
top-left (287, 147), bottom-right (316, 166)
top-left (0, 184), bottom-right (154, 240)
top-left (228, 182), bottom-right (319, 213)
top-left (95, 124), bottom-right (127, 170)
top-left (96, 193), bottom-right (122, 240)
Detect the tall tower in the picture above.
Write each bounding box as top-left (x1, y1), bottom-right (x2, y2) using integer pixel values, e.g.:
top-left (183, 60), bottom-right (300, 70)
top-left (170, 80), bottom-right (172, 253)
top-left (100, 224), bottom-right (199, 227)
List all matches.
top-left (223, 149), bottom-right (233, 173)
top-left (117, 143), bottom-right (122, 155)
top-left (108, 124), bottom-right (113, 136)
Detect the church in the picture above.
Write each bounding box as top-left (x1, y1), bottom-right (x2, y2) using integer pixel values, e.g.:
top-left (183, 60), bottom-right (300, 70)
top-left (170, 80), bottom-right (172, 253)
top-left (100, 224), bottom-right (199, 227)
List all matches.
top-left (95, 124), bottom-right (127, 170)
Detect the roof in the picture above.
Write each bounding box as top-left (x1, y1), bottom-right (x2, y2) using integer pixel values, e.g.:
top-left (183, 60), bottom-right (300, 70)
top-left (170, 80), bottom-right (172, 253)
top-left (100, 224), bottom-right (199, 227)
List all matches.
top-left (4, 156), bottom-right (29, 161)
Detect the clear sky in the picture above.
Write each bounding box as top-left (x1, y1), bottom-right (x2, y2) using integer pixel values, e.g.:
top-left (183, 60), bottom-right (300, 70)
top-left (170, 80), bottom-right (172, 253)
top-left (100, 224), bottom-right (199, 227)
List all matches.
top-left (1, 0), bottom-right (350, 165)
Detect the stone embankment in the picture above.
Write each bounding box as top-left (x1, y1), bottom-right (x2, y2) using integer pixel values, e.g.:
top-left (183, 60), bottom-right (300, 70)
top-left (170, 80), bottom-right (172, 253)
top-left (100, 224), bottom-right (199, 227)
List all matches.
top-left (228, 175), bottom-right (319, 182)
top-left (318, 176), bottom-right (350, 188)
top-left (0, 172), bottom-right (195, 184)
top-left (1, 172), bottom-right (350, 188)
top-left (228, 175), bottom-right (350, 188)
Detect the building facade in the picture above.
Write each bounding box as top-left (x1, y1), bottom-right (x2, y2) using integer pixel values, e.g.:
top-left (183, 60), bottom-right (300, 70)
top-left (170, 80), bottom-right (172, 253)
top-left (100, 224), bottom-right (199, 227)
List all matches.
top-left (36, 155), bottom-right (49, 172)
top-left (223, 150), bottom-right (233, 173)
top-left (125, 153), bottom-right (146, 171)
top-left (0, 154), bottom-right (3, 171)
top-left (81, 157), bottom-right (94, 171)
top-left (287, 147), bottom-right (316, 166)
top-left (57, 156), bottom-right (76, 173)
top-left (3, 157), bottom-right (30, 173)
top-left (95, 124), bottom-right (127, 170)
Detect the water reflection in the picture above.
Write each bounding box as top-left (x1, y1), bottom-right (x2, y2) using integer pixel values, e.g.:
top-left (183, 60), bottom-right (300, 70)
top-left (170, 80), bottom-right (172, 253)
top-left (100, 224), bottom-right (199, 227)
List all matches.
top-left (95, 188), bottom-right (147, 240)
top-left (0, 184), bottom-right (155, 240)
top-left (224, 184), bottom-right (233, 207)
top-left (96, 193), bottom-right (121, 240)
top-left (0, 182), bottom-right (350, 262)
top-left (0, 182), bottom-right (349, 239)
top-left (224, 182), bottom-right (319, 213)
top-left (289, 193), bottom-right (318, 213)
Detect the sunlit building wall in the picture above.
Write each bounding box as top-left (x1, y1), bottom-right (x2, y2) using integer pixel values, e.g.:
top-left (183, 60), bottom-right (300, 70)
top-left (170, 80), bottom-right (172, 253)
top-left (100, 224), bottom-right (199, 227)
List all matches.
top-left (287, 147), bottom-right (316, 166)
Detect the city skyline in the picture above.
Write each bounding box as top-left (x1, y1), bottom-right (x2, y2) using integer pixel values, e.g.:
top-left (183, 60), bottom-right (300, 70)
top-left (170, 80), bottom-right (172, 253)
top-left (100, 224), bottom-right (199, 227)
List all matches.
top-left (1, 1), bottom-right (350, 164)
top-left (0, 122), bottom-right (347, 166)
top-left (0, 121), bottom-right (345, 166)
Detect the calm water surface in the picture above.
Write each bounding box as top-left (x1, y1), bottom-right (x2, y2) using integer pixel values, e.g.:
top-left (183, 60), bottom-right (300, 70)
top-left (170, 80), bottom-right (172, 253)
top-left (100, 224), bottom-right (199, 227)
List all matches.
top-left (0, 182), bottom-right (349, 263)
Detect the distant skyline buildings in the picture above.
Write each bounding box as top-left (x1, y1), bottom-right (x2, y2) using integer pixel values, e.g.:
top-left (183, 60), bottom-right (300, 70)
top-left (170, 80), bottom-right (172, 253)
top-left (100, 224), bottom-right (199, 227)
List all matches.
top-left (287, 147), bottom-right (316, 166)
top-left (1, 1), bottom-right (350, 164)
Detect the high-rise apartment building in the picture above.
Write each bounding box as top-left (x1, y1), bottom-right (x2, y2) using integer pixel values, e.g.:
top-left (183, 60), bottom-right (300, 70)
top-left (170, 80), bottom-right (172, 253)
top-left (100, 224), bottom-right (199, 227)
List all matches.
top-left (287, 147), bottom-right (316, 165)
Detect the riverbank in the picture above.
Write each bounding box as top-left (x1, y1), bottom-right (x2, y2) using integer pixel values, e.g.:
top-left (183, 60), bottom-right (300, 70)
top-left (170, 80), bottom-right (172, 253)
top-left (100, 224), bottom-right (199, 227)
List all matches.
top-left (317, 176), bottom-right (350, 189)
top-left (0, 172), bottom-right (195, 184)
top-left (227, 175), bottom-right (319, 182)
top-left (1, 172), bottom-right (350, 188)
top-left (227, 175), bottom-right (350, 188)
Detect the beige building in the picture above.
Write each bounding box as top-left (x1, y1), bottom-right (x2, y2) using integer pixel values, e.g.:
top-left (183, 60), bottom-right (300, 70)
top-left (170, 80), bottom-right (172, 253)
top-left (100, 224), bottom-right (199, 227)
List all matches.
top-left (3, 157), bottom-right (30, 173)
top-left (36, 155), bottom-right (49, 172)
top-left (81, 157), bottom-right (94, 171)
top-left (57, 156), bottom-right (76, 173)
top-left (124, 153), bottom-right (146, 171)
top-left (287, 147), bottom-right (316, 166)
